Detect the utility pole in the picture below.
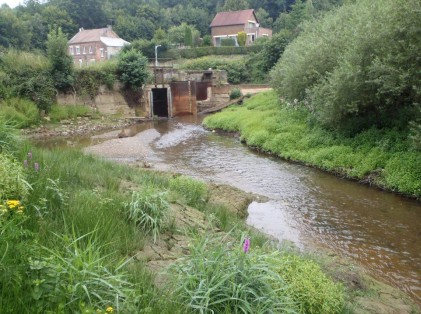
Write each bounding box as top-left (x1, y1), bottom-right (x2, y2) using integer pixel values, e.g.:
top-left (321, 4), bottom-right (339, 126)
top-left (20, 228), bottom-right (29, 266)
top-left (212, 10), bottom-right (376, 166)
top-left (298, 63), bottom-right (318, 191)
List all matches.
top-left (155, 45), bottom-right (161, 67)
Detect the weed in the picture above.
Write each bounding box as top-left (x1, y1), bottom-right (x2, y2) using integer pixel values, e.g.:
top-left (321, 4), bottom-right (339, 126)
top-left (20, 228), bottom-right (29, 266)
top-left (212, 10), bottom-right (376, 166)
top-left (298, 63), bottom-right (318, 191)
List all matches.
top-left (125, 189), bottom-right (169, 242)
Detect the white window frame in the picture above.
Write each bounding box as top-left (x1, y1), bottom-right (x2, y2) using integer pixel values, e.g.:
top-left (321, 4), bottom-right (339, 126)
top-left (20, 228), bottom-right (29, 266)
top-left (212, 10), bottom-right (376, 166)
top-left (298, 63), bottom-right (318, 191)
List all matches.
top-left (100, 48), bottom-right (104, 58)
top-left (83, 46), bottom-right (86, 54)
top-left (89, 45), bottom-right (93, 54)
top-left (76, 46), bottom-right (80, 55)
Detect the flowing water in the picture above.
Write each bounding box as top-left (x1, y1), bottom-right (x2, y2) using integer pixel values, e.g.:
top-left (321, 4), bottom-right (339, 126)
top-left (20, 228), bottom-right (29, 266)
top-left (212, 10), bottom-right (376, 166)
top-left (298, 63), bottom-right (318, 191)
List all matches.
top-left (37, 116), bottom-right (421, 304)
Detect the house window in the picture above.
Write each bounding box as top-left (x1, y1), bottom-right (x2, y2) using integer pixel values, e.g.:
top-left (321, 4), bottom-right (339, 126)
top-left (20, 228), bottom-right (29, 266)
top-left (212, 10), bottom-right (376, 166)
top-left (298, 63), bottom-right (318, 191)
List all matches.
top-left (100, 48), bottom-right (104, 58)
top-left (248, 21), bottom-right (256, 28)
top-left (76, 46), bottom-right (80, 54)
top-left (83, 46), bottom-right (86, 54)
top-left (69, 46), bottom-right (74, 55)
top-left (89, 46), bottom-right (92, 54)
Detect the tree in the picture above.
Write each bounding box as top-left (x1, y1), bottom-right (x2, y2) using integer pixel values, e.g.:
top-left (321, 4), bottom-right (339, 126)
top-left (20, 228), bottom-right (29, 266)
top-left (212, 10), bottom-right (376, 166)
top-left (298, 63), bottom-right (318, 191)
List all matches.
top-left (237, 31), bottom-right (246, 46)
top-left (168, 23), bottom-right (198, 46)
top-left (117, 49), bottom-right (149, 91)
top-left (46, 27), bottom-right (74, 91)
top-left (0, 7), bottom-right (31, 49)
top-left (184, 27), bottom-right (192, 47)
top-left (222, 0), bottom-right (249, 11)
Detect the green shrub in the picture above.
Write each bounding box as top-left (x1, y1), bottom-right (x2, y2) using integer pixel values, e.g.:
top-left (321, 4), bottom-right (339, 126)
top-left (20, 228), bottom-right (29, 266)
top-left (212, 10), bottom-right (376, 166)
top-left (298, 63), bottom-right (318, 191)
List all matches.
top-left (74, 63), bottom-right (117, 100)
top-left (230, 88), bottom-right (243, 100)
top-left (0, 98), bottom-right (40, 128)
top-left (169, 175), bottom-right (208, 208)
top-left (169, 235), bottom-right (296, 313)
top-left (268, 253), bottom-right (345, 314)
top-left (125, 189), bottom-right (169, 242)
top-left (117, 49), bottom-right (149, 91)
top-left (221, 38), bottom-right (236, 47)
top-left (0, 153), bottom-right (29, 200)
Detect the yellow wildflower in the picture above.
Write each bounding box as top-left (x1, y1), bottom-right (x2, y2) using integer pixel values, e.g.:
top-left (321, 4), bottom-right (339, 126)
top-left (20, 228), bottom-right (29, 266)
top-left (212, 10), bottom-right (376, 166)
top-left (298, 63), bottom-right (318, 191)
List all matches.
top-left (105, 306), bottom-right (113, 313)
top-left (6, 200), bottom-right (20, 208)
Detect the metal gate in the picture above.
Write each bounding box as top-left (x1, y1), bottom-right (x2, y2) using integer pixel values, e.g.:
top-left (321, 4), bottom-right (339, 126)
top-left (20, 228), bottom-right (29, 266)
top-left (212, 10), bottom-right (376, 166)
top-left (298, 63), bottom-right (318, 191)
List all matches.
top-left (196, 82), bottom-right (210, 101)
top-left (170, 81), bottom-right (197, 116)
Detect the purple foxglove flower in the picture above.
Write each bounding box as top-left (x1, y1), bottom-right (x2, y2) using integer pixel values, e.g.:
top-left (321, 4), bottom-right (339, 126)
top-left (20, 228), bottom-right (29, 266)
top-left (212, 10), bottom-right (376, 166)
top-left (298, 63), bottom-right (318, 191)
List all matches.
top-left (243, 238), bottom-right (250, 253)
top-left (28, 152), bottom-right (32, 160)
top-left (34, 162), bottom-right (39, 172)
top-left (24, 160), bottom-right (28, 168)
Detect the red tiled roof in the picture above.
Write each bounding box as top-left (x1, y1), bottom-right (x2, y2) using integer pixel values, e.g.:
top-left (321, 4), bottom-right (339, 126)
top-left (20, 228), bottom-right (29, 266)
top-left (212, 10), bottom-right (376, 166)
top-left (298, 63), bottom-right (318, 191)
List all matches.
top-left (68, 27), bottom-right (121, 44)
top-left (210, 9), bottom-right (257, 27)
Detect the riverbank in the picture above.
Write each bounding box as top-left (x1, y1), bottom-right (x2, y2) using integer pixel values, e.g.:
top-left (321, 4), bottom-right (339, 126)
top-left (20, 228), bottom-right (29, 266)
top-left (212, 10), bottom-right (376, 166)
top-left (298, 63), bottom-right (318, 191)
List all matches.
top-left (203, 91), bottom-right (421, 199)
top-left (3, 115), bottom-right (419, 312)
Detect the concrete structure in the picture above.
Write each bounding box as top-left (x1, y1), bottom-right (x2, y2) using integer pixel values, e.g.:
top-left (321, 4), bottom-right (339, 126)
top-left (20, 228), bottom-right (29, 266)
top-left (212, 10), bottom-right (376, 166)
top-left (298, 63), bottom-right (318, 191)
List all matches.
top-left (68, 26), bottom-right (129, 67)
top-left (210, 9), bottom-right (272, 46)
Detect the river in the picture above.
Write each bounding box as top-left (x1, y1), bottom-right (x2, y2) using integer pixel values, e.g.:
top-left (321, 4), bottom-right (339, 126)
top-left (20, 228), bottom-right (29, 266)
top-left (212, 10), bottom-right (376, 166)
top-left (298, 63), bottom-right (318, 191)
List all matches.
top-left (37, 115), bottom-right (421, 305)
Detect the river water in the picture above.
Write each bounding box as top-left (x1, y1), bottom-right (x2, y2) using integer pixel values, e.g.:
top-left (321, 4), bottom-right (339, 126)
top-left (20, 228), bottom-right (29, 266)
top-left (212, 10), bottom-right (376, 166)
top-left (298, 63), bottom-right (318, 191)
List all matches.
top-left (38, 116), bottom-right (421, 304)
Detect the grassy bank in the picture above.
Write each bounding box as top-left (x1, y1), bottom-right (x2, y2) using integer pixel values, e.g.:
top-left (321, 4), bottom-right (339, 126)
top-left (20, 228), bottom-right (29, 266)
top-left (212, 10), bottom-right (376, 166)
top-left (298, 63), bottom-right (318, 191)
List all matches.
top-left (203, 91), bottom-right (421, 198)
top-left (0, 118), bottom-right (350, 313)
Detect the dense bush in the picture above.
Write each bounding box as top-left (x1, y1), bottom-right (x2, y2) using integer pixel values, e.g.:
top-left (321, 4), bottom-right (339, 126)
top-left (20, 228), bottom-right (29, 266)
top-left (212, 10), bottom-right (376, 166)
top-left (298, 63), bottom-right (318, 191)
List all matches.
top-left (117, 49), bottom-right (149, 91)
top-left (230, 88), bottom-right (243, 100)
top-left (268, 253), bottom-right (344, 313)
top-left (271, 0), bottom-right (421, 134)
top-left (74, 62), bottom-right (117, 100)
top-left (0, 50), bottom-right (55, 112)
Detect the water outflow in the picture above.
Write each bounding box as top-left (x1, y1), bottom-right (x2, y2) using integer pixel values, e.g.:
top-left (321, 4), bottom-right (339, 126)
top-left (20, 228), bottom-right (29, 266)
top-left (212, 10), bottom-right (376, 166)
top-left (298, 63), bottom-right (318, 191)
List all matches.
top-left (41, 116), bottom-right (421, 304)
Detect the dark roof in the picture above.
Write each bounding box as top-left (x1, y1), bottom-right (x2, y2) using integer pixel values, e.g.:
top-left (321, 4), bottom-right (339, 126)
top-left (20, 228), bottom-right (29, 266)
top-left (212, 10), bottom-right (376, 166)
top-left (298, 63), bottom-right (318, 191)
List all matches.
top-left (210, 9), bottom-right (258, 27)
top-left (68, 27), bottom-right (121, 44)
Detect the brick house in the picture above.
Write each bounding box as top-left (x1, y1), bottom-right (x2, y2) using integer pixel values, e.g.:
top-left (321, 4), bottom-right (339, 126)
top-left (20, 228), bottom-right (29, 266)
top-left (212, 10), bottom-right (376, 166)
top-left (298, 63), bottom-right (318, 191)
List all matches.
top-left (68, 26), bottom-right (129, 67)
top-left (210, 9), bottom-right (272, 46)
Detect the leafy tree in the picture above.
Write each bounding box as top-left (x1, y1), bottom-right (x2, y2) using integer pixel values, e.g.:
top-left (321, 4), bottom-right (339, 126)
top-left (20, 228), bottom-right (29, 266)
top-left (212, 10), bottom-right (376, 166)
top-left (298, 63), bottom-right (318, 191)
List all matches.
top-left (222, 0), bottom-right (249, 11)
top-left (271, 0), bottom-right (421, 134)
top-left (184, 26), bottom-right (192, 47)
top-left (168, 23), bottom-right (199, 46)
top-left (52, 0), bottom-right (107, 29)
top-left (237, 31), bottom-right (247, 46)
top-left (46, 27), bottom-right (74, 91)
top-left (0, 7), bottom-right (31, 49)
top-left (255, 8), bottom-right (273, 28)
top-left (117, 49), bottom-right (149, 91)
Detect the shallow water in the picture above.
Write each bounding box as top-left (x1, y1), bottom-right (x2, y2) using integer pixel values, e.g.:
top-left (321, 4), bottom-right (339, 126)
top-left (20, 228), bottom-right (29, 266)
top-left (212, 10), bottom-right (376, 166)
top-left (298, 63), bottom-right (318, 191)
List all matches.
top-left (36, 116), bottom-right (421, 304)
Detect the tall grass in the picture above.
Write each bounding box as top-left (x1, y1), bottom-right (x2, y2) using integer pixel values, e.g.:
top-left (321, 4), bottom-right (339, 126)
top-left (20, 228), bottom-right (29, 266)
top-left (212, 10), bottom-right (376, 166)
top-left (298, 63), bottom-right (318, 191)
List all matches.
top-left (49, 103), bottom-right (93, 122)
top-left (204, 91), bottom-right (421, 197)
top-left (169, 234), bottom-right (297, 313)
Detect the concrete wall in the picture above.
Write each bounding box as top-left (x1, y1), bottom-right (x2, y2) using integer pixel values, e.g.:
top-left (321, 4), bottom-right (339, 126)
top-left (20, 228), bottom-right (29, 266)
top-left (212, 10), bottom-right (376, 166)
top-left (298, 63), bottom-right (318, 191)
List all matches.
top-left (57, 85), bottom-right (137, 117)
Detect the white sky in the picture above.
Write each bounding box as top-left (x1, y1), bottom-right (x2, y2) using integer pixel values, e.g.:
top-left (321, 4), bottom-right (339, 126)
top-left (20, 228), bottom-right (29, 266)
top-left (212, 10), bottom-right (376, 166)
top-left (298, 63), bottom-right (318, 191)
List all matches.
top-left (0, 0), bottom-right (23, 8)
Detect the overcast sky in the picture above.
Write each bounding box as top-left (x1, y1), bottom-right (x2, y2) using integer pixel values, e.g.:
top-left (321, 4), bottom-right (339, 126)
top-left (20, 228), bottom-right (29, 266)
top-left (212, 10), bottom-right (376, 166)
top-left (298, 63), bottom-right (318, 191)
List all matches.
top-left (0, 0), bottom-right (23, 8)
